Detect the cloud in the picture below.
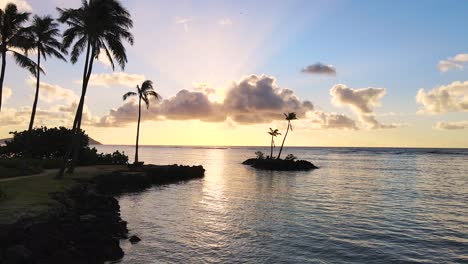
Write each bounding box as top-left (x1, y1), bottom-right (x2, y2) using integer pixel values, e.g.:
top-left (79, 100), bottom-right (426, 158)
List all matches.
top-left (416, 81), bottom-right (468, 114)
top-left (2, 87), bottom-right (12, 101)
top-left (0, 0), bottom-right (32, 11)
top-left (94, 74), bottom-right (315, 127)
top-left (330, 84), bottom-right (397, 129)
top-left (434, 120), bottom-right (468, 130)
top-left (27, 78), bottom-right (78, 104)
top-left (301, 63), bottom-right (336, 76)
top-left (308, 111), bottom-right (358, 130)
top-left (97, 49), bottom-right (113, 68)
top-left (438, 53), bottom-right (468, 72)
top-left (87, 72), bottom-right (146, 88)
top-left (223, 75), bottom-right (314, 123)
top-left (175, 17), bottom-right (192, 32)
top-left (218, 18), bottom-right (232, 26)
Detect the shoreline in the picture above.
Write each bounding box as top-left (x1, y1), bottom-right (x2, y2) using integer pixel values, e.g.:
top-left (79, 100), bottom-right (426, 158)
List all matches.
top-left (0, 164), bottom-right (205, 264)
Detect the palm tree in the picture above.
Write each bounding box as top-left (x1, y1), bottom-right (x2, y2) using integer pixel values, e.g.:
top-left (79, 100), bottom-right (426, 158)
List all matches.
top-left (267, 128), bottom-right (281, 159)
top-left (123, 80), bottom-right (161, 164)
top-left (277, 112), bottom-right (297, 160)
top-left (26, 15), bottom-right (66, 131)
top-left (56, 0), bottom-right (134, 178)
top-left (0, 3), bottom-right (38, 112)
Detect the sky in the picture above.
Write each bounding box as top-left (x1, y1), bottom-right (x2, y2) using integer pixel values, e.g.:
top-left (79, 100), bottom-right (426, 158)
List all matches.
top-left (1, 0), bottom-right (468, 147)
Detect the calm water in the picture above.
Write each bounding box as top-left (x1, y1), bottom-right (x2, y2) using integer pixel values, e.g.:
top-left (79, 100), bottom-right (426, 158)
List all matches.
top-left (96, 145), bottom-right (468, 264)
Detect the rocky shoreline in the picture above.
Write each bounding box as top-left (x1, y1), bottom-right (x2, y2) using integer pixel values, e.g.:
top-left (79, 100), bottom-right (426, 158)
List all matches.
top-left (0, 164), bottom-right (205, 264)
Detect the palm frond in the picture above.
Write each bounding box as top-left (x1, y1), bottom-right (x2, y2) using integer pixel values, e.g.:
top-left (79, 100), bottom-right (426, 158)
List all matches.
top-left (140, 80), bottom-right (153, 92)
top-left (10, 50), bottom-right (43, 75)
top-left (142, 95), bottom-right (150, 109)
top-left (122, 91), bottom-right (137, 101)
top-left (145, 90), bottom-right (161, 101)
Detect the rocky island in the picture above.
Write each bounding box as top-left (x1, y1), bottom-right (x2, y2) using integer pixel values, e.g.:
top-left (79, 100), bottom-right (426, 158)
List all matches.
top-left (243, 158), bottom-right (318, 171)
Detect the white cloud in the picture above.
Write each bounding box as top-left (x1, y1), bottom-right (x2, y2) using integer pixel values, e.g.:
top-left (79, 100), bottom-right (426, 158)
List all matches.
top-left (218, 18), bottom-right (232, 26)
top-left (0, 0), bottom-right (32, 11)
top-left (92, 74), bottom-right (314, 127)
top-left (330, 84), bottom-right (397, 129)
top-left (2, 87), bottom-right (12, 101)
top-left (438, 53), bottom-right (468, 72)
top-left (87, 72), bottom-right (146, 88)
top-left (175, 17), bottom-right (192, 32)
top-left (97, 49), bottom-right (113, 68)
top-left (27, 78), bottom-right (78, 103)
top-left (434, 120), bottom-right (468, 130)
top-left (416, 80), bottom-right (468, 114)
top-left (307, 111), bottom-right (358, 130)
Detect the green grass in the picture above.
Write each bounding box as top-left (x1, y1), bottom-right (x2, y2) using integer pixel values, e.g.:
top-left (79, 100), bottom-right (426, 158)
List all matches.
top-left (0, 165), bottom-right (124, 224)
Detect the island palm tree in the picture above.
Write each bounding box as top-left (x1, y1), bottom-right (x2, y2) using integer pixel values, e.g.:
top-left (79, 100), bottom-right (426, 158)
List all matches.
top-left (267, 128), bottom-right (281, 159)
top-left (277, 112), bottom-right (297, 160)
top-left (123, 80), bottom-right (161, 164)
top-left (26, 15), bottom-right (66, 131)
top-left (56, 0), bottom-right (134, 178)
top-left (0, 3), bottom-right (38, 112)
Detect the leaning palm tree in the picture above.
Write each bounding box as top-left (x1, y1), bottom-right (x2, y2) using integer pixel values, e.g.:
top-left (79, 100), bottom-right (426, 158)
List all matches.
top-left (277, 112), bottom-right (297, 160)
top-left (0, 3), bottom-right (39, 112)
top-left (123, 80), bottom-right (161, 164)
top-left (267, 128), bottom-right (281, 159)
top-left (26, 15), bottom-right (66, 131)
top-left (56, 0), bottom-right (134, 178)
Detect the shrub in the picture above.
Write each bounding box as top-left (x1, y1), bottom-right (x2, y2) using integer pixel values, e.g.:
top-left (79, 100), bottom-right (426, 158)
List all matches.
top-left (255, 151), bottom-right (265, 159)
top-left (0, 127), bottom-right (129, 167)
top-left (0, 127), bottom-right (88, 159)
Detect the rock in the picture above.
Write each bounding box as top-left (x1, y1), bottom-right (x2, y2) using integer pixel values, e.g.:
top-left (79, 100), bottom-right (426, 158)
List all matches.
top-left (4, 245), bottom-right (32, 264)
top-left (242, 158), bottom-right (318, 171)
top-left (79, 214), bottom-right (96, 222)
top-left (129, 235), bottom-right (141, 244)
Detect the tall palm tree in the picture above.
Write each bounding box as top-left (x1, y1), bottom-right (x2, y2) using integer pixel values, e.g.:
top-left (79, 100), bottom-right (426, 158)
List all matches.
top-left (0, 3), bottom-right (38, 112)
top-left (267, 128), bottom-right (281, 159)
top-left (26, 15), bottom-right (66, 131)
top-left (56, 0), bottom-right (134, 178)
top-left (277, 112), bottom-right (297, 160)
top-left (123, 80), bottom-right (161, 164)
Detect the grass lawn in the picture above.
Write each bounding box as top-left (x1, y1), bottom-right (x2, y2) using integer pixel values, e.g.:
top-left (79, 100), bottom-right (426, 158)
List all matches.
top-left (0, 165), bottom-right (125, 224)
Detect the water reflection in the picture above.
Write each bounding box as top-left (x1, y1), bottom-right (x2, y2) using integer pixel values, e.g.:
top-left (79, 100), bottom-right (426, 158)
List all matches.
top-left (96, 146), bottom-right (468, 263)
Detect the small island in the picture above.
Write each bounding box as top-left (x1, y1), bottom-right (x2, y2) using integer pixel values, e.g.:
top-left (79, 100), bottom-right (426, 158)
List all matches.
top-left (242, 113), bottom-right (318, 171)
top-left (242, 157), bottom-right (318, 171)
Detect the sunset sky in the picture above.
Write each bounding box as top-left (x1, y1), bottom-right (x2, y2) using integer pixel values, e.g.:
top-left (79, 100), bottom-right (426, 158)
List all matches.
top-left (1, 0), bottom-right (468, 147)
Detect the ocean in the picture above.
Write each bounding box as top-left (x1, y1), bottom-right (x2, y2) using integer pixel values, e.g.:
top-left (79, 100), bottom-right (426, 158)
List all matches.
top-left (95, 145), bottom-right (468, 263)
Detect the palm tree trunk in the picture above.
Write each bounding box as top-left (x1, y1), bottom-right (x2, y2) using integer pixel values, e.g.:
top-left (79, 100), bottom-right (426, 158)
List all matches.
top-left (277, 122), bottom-right (290, 160)
top-left (270, 136), bottom-right (274, 159)
top-left (0, 50), bottom-right (7, 112)
top-left (67, 50), bottom-right (95, 174)
top-left (135, 95), bottom-right (142, 163)
top-left (56, 43), bottom-right (92, 179)
top-left (28, 51), bottom-right (41, 131)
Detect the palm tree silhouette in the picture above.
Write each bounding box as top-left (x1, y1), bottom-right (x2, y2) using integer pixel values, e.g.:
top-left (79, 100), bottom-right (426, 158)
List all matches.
top-left (56, 0), bottom-right (134, 178)
top-left (0, 3), bottom-right (38, 112)
top-left (123, 80), bottom-right (161, 164)
top-left (267, 128), bottom-right (281, 159)
top-left (26, 15), bottom-right (66, 131)
top-left (277, 112), bottom-right (297, 160)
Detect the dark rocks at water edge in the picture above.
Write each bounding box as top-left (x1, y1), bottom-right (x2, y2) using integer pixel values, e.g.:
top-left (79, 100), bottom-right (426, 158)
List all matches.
top-left (95, 164), bottom-right (205, 195)
top-left (0, 164), bottom-right (205, 264)
top-left (129, 235), bottom-right (141, 244)
top-left (0, 185), bottom-right (127, 264)
top-left (242, 158), bottom-right (318, 171)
